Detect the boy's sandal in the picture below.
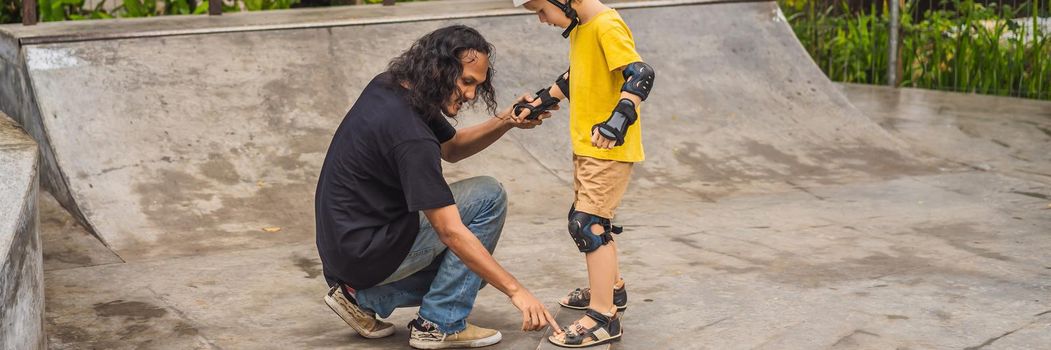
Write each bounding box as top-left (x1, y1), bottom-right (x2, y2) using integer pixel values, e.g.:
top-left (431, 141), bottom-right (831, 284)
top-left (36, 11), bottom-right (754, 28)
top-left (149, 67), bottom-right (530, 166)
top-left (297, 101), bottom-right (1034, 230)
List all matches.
top-left (559, 285), bottom-right (628, 311)
top-left (559, 288), bottom-right (591, 309)
top-left (547, 309), bottom-right (622, 348)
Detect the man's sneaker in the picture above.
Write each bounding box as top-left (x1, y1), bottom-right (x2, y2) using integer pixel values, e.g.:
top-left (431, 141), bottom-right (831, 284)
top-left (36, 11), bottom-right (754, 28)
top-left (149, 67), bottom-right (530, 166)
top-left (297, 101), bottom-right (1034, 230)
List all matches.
top-left (407, 317), bottom-right (503, 349)
top-left (323, 286), bottom-right (395, 339)
top-left (559, 283), bottom-right (628, 311)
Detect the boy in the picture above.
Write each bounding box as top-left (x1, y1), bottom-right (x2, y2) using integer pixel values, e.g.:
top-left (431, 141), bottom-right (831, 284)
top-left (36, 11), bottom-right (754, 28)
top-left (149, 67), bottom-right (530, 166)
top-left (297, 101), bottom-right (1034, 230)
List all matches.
top-left (512, 0), bottom-right (655, 347)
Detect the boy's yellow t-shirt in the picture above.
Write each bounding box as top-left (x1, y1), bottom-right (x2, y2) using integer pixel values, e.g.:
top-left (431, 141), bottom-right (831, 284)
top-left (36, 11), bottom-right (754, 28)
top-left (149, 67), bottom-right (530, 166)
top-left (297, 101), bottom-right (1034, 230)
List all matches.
top-left (568, 9), bottom-right (645, 163)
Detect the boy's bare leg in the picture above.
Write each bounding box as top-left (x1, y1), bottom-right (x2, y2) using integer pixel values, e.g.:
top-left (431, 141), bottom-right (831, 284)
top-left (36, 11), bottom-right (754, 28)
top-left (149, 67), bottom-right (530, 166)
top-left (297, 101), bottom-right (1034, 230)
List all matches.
top-left (610, 240), bottom-right (621, 287)
top-left (586, 247), bottom-right (616, 315)
top-left (553, 224), bottom-right (619, 341)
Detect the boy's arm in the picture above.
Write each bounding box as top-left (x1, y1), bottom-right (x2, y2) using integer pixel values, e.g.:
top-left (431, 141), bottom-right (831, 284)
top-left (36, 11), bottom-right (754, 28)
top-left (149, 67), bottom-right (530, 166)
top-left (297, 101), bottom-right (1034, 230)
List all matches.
top-left (512, 69), bottom-right (569, 121)
top-left (591, 61), bottom-right (655, 149)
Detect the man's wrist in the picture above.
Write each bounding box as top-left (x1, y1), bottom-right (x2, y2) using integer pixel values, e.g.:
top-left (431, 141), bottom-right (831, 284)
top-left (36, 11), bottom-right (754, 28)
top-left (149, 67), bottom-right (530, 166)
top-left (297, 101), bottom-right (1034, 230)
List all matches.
top-left (493, 113), bottom-right (515, 129)
top-left (504, 281), bottom-right (523, 298)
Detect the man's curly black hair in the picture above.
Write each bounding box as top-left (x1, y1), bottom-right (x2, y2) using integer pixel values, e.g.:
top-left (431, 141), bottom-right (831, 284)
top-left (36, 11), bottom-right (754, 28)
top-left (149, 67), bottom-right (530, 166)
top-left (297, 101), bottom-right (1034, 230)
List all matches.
top-left (387, 25), bottom-right (498, 119)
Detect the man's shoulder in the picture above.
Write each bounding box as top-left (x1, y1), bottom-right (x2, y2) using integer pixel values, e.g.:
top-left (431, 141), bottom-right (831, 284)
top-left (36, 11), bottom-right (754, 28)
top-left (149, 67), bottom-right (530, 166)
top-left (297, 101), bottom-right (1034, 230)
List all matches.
top-left (342, 73), bottom-right (432, 142)
top-left (356, 73), bottom-right (415, 117)
top-left (361, 72), bottom-right (406, 103)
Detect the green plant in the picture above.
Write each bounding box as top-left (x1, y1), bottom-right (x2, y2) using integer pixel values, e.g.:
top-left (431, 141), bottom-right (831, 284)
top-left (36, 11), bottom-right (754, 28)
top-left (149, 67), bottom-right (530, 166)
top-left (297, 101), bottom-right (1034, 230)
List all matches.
top-left (38, 0), bottom-right (112, 21)
top-left (780, 0), bottom-right (1051, 100)
top-left (2, 0), bottom-right (21, 23)
top-left (30, 0), bottom-right (301, 22)
top-left (242, 0), bottom-right (298, 10)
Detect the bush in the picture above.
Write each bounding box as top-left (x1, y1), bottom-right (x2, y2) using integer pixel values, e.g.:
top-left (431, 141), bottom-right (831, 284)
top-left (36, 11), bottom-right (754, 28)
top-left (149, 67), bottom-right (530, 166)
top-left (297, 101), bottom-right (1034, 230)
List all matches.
top-left (780, 0), bottom-right (1051, 100)
top-left (2, 0), bottom-right (21, 23)
top-left (6, 0), bottom-right (301, 23)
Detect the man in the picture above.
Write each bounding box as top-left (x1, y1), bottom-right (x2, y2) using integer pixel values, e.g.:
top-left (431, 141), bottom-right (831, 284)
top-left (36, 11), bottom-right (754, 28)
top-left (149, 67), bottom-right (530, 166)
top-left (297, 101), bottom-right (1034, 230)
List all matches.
top-left (314, 25), bottom-right (561, 349)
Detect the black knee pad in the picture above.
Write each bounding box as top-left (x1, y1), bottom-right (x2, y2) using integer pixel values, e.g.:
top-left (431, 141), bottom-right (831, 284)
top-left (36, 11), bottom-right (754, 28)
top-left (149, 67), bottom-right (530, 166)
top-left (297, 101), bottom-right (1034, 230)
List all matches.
top-left (567, 210), bottom-right (622, 253)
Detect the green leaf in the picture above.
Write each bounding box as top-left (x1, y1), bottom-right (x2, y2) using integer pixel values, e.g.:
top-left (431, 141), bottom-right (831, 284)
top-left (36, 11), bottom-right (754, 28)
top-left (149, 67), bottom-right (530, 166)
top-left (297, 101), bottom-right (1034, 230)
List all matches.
top-left (244, 0), bottom-right (263, 11)
top-left (193, 1), bottom-right (209, 14)
top-left (123, 0), bottom-right (149, 17)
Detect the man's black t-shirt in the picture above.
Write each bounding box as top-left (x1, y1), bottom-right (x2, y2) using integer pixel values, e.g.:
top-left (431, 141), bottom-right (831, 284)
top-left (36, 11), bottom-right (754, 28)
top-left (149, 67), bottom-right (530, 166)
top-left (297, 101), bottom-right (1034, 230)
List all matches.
top-left (315, 72), bottom-right (457, 289)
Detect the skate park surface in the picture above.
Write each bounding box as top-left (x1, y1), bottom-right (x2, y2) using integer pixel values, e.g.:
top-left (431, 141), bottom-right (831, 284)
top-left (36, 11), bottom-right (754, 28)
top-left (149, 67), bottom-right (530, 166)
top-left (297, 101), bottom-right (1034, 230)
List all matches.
top-left (0, 0), bottom-right (1048, 348)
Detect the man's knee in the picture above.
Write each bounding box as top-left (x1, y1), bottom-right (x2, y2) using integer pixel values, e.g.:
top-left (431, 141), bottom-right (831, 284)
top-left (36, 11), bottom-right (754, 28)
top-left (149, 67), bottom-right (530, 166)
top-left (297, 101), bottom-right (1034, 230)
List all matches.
top-left (469, 175), bottom-right (506, 204)
top-left (459, 176), bottom-right (506, 244)
top-left (460, 176), bottom-right (507, 216)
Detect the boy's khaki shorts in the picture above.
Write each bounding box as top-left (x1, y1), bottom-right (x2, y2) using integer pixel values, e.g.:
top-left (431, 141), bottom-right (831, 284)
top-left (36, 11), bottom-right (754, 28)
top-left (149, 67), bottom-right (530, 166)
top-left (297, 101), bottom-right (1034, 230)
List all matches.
top-left (572, 155), bottom-right (634, 219)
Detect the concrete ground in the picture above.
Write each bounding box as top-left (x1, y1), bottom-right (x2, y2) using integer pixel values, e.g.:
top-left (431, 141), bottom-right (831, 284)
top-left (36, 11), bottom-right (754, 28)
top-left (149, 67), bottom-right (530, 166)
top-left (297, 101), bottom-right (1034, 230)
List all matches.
top-left (40, 85), bottom-right (1051, 349)
top-left (6, 0), bottom-right (1048, 348)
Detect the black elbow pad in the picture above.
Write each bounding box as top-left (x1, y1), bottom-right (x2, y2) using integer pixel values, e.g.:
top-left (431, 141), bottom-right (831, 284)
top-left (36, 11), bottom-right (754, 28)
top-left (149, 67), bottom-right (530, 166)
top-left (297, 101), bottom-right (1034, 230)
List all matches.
top-left (556, 69), bottom-right (570, 100)
top-left (621, 62), bottom-right (654, 101)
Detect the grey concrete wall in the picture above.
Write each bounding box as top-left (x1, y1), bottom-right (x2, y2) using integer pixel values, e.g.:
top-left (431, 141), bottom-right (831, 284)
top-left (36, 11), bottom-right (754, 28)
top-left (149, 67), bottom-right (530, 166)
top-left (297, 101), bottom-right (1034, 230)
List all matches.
top-left (0, 113), bottom-right (44, 350)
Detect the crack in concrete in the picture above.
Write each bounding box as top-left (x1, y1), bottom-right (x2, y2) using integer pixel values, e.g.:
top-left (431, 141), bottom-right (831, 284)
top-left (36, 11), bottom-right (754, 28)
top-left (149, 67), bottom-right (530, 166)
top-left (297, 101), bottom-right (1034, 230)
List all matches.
top-left (831, 329), bottom-right (880, 347)
top-left (962, 319), bottom-right (1042, 350)
top-left (1010, 191), bottom-right (1050, 200)
top-left (1015, 169), bottom-right (1051, 180)
top-left (786, 180), bottom-right (826, 201)
top-left (695, 316), bottom-right (730, 332)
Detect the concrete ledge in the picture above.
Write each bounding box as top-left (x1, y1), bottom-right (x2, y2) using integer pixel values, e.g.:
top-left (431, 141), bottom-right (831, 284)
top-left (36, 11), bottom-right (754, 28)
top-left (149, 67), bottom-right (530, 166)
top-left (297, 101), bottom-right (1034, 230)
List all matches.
top-left (0, 0), bottom-right (755, 45)
top-left (0, 113), bottom-right (43, 350)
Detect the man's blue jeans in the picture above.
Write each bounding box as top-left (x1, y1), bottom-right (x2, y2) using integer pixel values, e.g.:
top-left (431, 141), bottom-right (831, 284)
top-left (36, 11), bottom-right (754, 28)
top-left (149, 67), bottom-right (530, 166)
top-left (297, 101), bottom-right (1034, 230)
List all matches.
top-left (355, 176), bottom-right (507, 334)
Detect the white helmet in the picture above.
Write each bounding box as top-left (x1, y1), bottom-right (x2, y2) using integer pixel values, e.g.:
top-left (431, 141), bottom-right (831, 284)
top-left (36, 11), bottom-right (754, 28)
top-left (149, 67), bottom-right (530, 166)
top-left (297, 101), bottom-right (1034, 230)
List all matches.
top-left (515, 0), bottom-right (578, 38)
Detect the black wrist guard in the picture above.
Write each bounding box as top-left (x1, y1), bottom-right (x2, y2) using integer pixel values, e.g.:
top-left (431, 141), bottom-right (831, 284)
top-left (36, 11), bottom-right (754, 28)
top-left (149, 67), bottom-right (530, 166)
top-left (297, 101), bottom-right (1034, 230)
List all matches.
top-left (513, 87), bottom-right (561, 120)
top-left (592, 98), bottom-right (637, 146)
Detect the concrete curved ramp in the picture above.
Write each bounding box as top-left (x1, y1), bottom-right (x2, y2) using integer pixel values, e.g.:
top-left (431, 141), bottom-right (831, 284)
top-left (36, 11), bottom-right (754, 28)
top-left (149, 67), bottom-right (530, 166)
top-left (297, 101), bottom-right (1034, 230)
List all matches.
top-left (11, 0), bottom-right (926, 261)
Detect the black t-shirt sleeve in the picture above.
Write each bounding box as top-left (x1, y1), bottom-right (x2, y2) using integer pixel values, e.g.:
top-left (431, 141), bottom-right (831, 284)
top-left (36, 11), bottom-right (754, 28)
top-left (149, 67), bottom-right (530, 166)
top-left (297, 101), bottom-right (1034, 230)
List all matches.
top-left (390, 139), bottom-right (455, 211)
top-left (428, 116), bottom-right (457, 144)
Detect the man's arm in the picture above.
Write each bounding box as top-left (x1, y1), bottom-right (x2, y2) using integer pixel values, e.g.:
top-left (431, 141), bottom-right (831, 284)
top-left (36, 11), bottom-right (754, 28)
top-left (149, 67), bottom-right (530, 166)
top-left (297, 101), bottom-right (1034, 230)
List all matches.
top-left (440, 115), bottom-right (514, 163)
top-left (423, 205), bottom-right (560, 332)
top-left (440, 94), bottom-right (552, 163)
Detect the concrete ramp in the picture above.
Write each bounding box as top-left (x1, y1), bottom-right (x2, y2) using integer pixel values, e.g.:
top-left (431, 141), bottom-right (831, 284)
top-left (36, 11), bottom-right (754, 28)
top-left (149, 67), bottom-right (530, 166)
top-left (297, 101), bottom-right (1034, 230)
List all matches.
top-left (3, 0), bottom-right (927, 261)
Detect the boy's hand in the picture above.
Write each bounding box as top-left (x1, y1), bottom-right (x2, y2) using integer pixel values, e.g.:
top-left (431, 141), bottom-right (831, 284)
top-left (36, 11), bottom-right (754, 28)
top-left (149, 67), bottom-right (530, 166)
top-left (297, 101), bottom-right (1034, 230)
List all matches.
top-left (591, 98), bottom-right (637, 149)
top-left (509, 289), bottom-right (562, 333)
top-left (502, 93), bottom-right (556, 129)
top-left (591, 128), bottom-right (616, 149)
